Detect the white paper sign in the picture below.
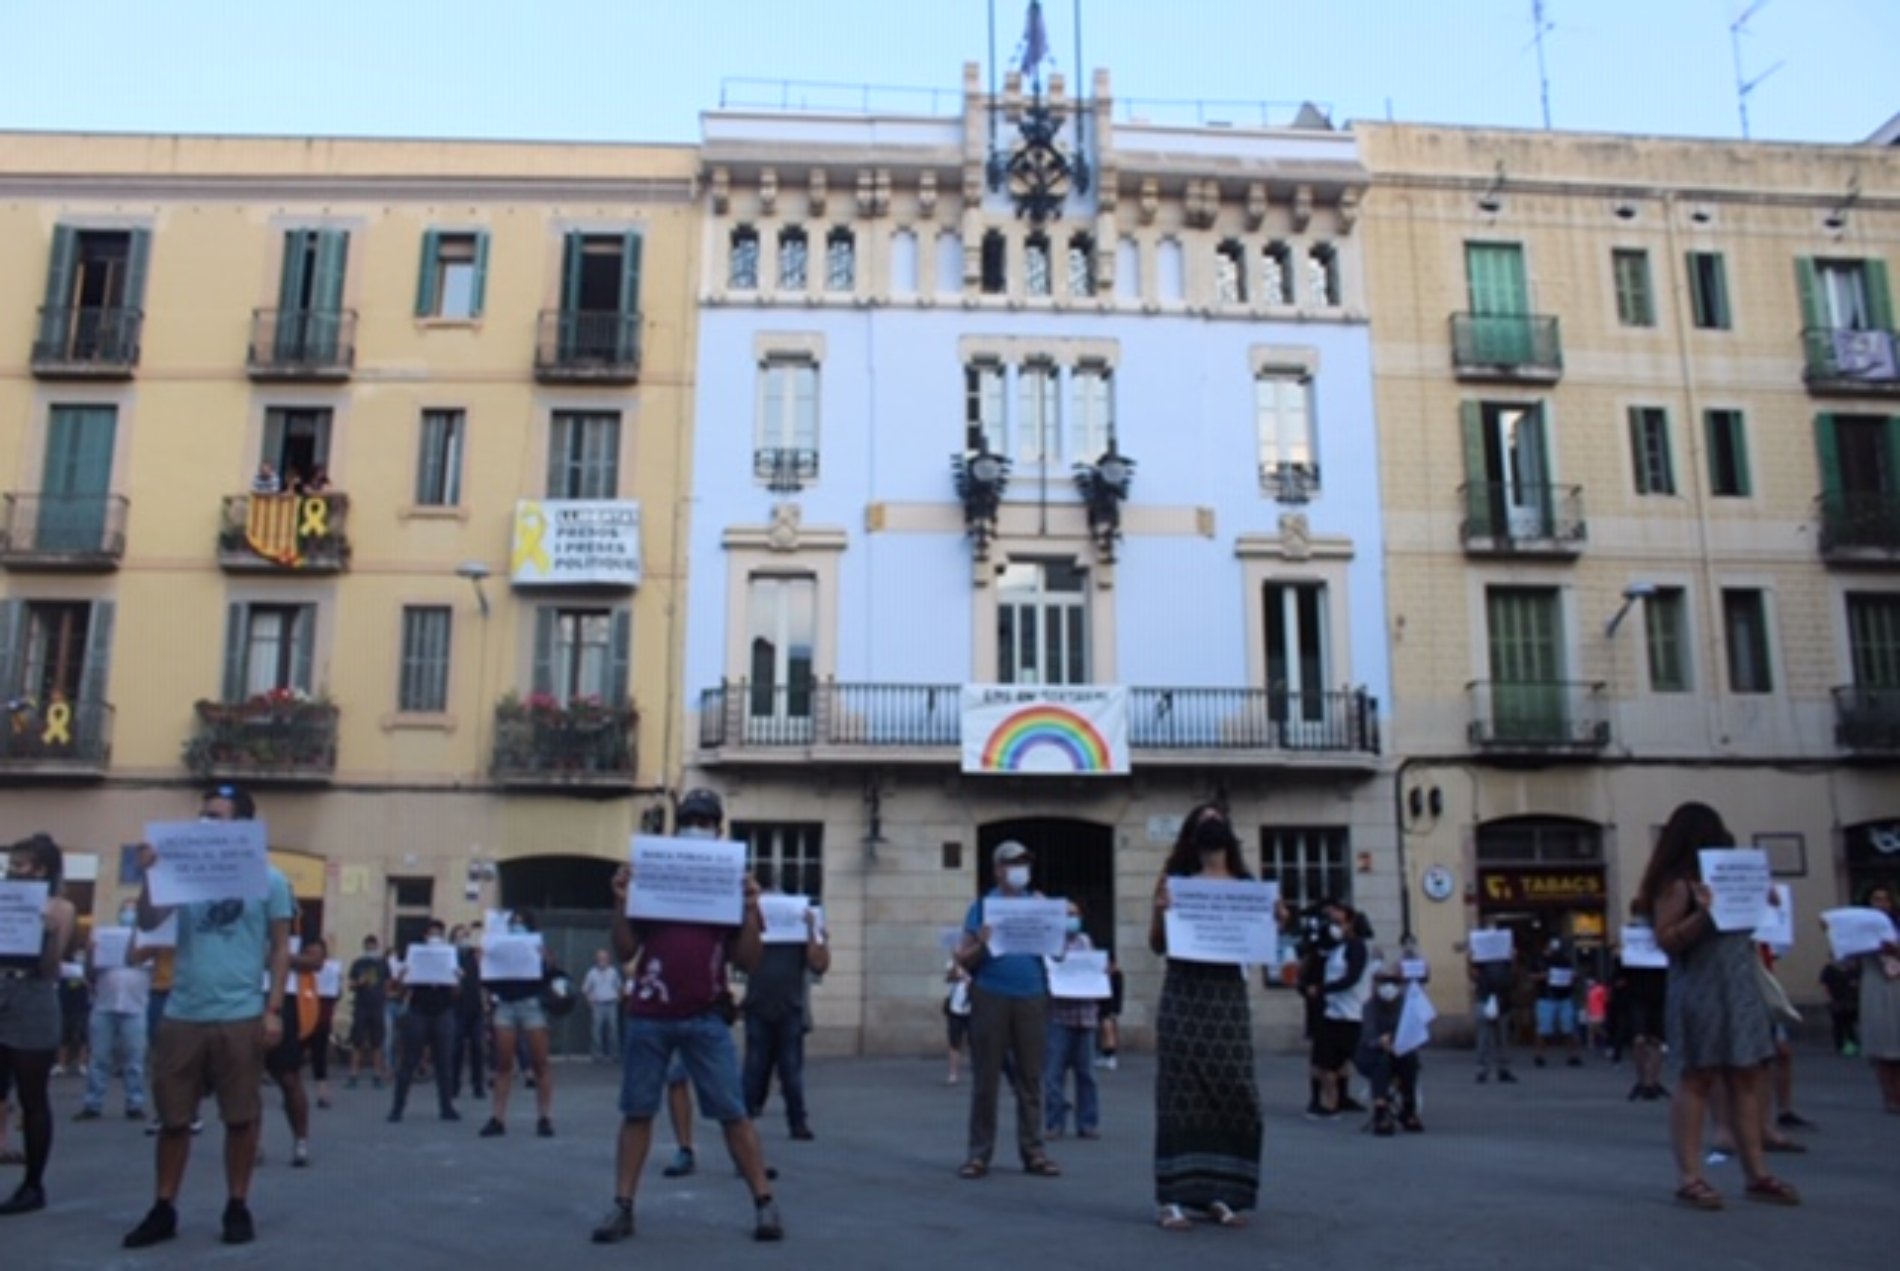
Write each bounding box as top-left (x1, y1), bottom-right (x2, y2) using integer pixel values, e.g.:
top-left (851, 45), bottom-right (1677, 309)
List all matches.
top-left (1468, 928), bottom-right (1514, 964)
top-left (1699, 849), bottom-right (1770, 932)
top-left (144, 820), bottom-right (269, 906)
top-left (510, 499), bottom-right (643, 587)
top-left (1162, 878), bottom-right (1280, 966)
top-left (59, 961), bottom-right (84, 979)
top-left (1400, 958), bottom-right (1429, 981)
top-left (982, 897), bottom-right (1069, 958)
top-left (317, 959), bottom-right (343, 997)
top-left (480, 933), bottom-right (543, 982)
top-left (135, 914), bottom-right (178, 950)
top-left (1044, 948), bottom-right (1112, 999)
top-left (1395, 982), bottom-right (1438, 1056)
top-left (405, 943), bottom-right (458, 986)
top-left (0, 881), bottom-right (50, 957)
top-left (92, 927), bottom-right (133, 970)
top-left (1754, 884), bottom-right (1794, 949)
top-left (760, 894), bottom-right (814, 944)
top-left (1547, 966), bottom-right (1575, 989)
top-left (628, 835), bottom-right (745, 925)
top-left (1821, 908), bottom-right (1895, 961)
top-left (1620, 926), bottom-right (1669, 969)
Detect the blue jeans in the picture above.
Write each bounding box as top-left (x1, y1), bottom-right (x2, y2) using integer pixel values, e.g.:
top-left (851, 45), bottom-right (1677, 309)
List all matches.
top-left (620, 1013), bottom-right (746, 1123)
top-left (145, 990), bottom-right (168, 1046)
top-left (589, 1003), bottom-right (620, 1061)
top-left (1043, 1020), bottom-right (1098, 1134)
top-left (742, 1011), bottom-right (808, 1130)
top-left (83, 1009), bottom-right (147, 1113)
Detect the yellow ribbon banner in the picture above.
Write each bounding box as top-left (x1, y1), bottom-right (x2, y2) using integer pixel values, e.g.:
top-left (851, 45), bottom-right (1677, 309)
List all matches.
top-left (41, 701), bottom-right (72, 747)
top-left (512, 502), bottom-right (550, 576)
top-left (298, 497), bottom-right (328, 538)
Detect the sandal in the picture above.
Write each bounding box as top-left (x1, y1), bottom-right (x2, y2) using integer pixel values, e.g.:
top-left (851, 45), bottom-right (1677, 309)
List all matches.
top-left (1157, 1204), bottom-right (1192, 1231)
top-left (1207, 1201), bottom-right (1248, 1228)
top-left (1744, 1176), bottom-right (1801, 1206)
top-left (1673, 1179), bottom-right (1724, 1211)
top-left (1023, 1156), bottom-right (1062, 1177)
top-left (957, 1160), bottom-right (988, 1180)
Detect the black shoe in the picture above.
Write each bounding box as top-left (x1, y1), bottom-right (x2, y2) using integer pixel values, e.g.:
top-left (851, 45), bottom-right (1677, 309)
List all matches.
top-left (1372, 1110), bottom-right (1396, 1137)
top-left (0, 1183), bottom-right (46, 1216)
top-left (790, 1124), bottom-right (814, 1142)
top-left (1652, 1084), bottom-right (1671, 1100)
top-left (591, 1202), bottom-right (634, 1244)
top-left (387, 1109), bottom-right (403, 1123)
top-left (1475, 1072), bottom-right (1489, 1085)
top-left (661, 1148), bottom-right (695, 1177)
top-left (1777, 1111), bottom-right (1817, 1131)
top-left (1337, 1096), bottom-right (1368, 1114)
top-left (1400, 1113), bottom-right (1425, 1133)
top-left (1534, 1056), bottom-right (1547, 1068)
top-left (126, 1108), bottom-right (146, 1121)
top-left (123, 1201), bottom-right (178, 1248)
top-left (536, 1117), bottom-right (554, 1138)
top-left (753, 1196), bottom-right (784, 1242)
top-left (440, 1108), bottom-right (462, 1122)
top-left (221, 1201), bottom-right (255, 1245)
top-left (74, 1108), bottom-right (102, 1122)
top-left (479, 1118), bottom-right (505, 1138)
top-left (1499, 1069), bottom-right (1519, 1084)
top-left (1566, 1056), bottom-right (1583, 1068)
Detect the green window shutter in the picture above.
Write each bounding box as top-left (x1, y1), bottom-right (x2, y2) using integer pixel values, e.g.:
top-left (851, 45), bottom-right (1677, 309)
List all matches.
top-left (619, 231), bottom-right (643, 313)
top-left (1460, 400), bottom-right (1491, 536)
top-left (1794, 257), bottom-right (1826, 331)
top-left (546, 414), bottom-right (569, 497)
top-left (531, 607), bottom-right (558, 696)
top-left (1732, 415), bottom-right (1753, 496)
top-left (607, 609), bottom-right (633, 705)
top-left (415, 229), bottom-right (441, 317)
top-left (81, 601), bottom-right (115, 706)
top-left (1814, 414), bottom-right (1843, 522)
top-left (1866, 260), bottom-right (1894, 331)
top-left (38, 225), bottom-right (78, 348)
top-left (221, 603), bottom-right (248, 702)
top-left (313, 231), bottom-right (349, 310)
top-left (0, 600), bottom-right (23, 696)
top-left (1627, 409), bottom-right (1647, 494)
top-left (470, 232), bottom-right (490, 318)
top-left (125, 229), bottom-right (152, 315)
top-left (560, 232), bottom-right (585, 311)
top-left (278, 230), bottom-right (310, 308)
top-left (291, 605), bottom-right (317, 693)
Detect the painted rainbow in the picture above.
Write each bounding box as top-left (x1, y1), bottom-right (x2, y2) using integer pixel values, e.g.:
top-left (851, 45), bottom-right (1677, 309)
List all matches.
top-left (979, 705), bottom-right (1113, 773)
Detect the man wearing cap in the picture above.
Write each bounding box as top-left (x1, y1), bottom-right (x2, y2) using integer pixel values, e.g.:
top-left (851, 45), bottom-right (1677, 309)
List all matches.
top-left (954, 841), bottom-right (1060, 1180)
top-left (124, 785), bottom-right (293, 1249)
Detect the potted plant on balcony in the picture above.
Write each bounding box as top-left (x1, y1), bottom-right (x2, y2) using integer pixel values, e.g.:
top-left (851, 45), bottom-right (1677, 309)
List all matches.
top-left (184, 689), bottom-right (336, 775)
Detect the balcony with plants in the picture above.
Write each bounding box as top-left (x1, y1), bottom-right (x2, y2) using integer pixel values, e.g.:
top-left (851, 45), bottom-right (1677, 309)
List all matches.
top-left (491, 692), bottom-right (638, 788)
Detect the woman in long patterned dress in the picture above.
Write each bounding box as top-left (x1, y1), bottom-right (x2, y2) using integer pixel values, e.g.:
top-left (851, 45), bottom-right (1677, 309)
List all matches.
top-left (1149, 804), bottom-right (1260, 1231)
top-left (1636, 803), bottom-right (1798, 1211)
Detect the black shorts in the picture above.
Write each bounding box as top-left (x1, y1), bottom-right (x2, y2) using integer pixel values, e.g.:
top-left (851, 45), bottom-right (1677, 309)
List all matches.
top-left (265, 1003), bottom-right (305, 1077)
top-left (1313, 1017), bottom-right (1362, 1070)
top-left (349, 1005), bottom-right (386, 1051)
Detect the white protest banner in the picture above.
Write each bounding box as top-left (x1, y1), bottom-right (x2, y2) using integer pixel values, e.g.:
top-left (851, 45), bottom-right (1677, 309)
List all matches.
top-left (960, 685), bottom-right (1130, 776)
top-left (1547, 966), bottom-right (1576, 990)
top-left (1821, 908), bottom-right (1895, 961)
top-left (760, 894), bottom-right (814, 944)
top-left (317, 960), bottom-right (343, 997)
top-left (982, 897), bottom-right (1069, 958)
top-left (405, 943), bottom-right (458, 986)
top-left (1620, 926), bottom-right (1669, 969)
top-left (92, 927), bottom-right (133, 970)
top-left (480, 933), bottom-right (543, 982)
top-left (1468, 928), bottom-right (1514, 964)
top-left (0, 881), bottom-right (50, 957)
top-left (1044, 948), bottom-right (1112, 999)
top-left (144, 820), bottom-right (269, 906)
top-left (510, 499), bottom-right (643, 587)
top-left (1754, 884), bottom-right (1795, 949)
top-left (59, 961), bottom-right (84, 979)
top-left (134, 914), bottom-right (178, 950)
top-left (628, 835), bottom-right (746, 926)
top-left (1162, 878), bottom-right (1280, 966)
top-left (1698, 849), bottom-right (1770, 932)
top-left (1395, 983), bottom-right (1438, 1056)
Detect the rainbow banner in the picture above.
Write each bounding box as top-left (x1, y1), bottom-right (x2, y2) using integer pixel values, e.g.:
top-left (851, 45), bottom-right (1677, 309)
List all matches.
top-left (960, 685), bottom-right (1129, 776)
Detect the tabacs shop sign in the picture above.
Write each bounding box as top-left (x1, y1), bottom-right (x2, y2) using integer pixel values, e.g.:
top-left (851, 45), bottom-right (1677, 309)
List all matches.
top-left (1478, 868), bottom-right (1606, 909)
top-left (511, 500), bottom-right (642, 588)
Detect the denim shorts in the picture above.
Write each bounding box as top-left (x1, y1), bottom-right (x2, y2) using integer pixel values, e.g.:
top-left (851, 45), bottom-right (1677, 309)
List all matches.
top-left (491, 995), bottom-right (547, 1033)
top-left (620, 1013), bottom-right (746, 1123)
top-left (1536, 997), bottom-right (1577, 1036)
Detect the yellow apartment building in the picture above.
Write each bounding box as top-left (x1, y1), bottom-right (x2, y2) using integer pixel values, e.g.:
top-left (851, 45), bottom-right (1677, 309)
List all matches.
top-left (0, 133), bottom-right (699, 1027)
top-left (1359, 122), bottom-right (1899, 1026)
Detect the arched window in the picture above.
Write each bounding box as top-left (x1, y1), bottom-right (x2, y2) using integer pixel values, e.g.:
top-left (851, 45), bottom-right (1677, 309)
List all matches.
top-left (778, 227), bottom-right (809, 290)
top-left (980, 230), bottom-right (1007, 295)
top-left (1308, 243), bottom-right (1340, 307)
top-left (1067, 234), bottom-right (1096, 297)
top-left (1215, 239), bottom-right (1247, 304)
top-left (1024, 233), bottom-right (1052, 297)
top-left (1262, 241), bottom-right (1293, 305)
top-left (825, 228), bottom-right (856, 292)
top-left (729, 226), bottom-right (760, 290)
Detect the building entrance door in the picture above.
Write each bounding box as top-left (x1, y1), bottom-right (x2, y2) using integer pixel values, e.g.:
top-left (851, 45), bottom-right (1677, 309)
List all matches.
top-left (499, 855), bottom-right (618, 1058)
top-left (976, 818), bottom-right (1115, 955)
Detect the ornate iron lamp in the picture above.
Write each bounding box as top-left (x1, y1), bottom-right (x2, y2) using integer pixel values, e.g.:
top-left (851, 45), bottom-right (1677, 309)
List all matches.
top-left (1073, 445), bottom-right (1135, 559)
top-left (952, 448), bottom-right (1011, 557)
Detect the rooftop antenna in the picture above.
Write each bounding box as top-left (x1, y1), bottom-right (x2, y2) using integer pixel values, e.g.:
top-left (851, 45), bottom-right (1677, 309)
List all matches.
top-left (1529, 0), bottom-right (1555, 130)
top-left (1730, 1), bottom-right (1784, 140)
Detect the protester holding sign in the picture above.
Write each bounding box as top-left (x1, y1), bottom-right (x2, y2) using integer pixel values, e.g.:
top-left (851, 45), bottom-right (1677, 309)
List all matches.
top-left (77, 900), bottom-right (153, 1123)
top-left (1845, 885), bottom-right (1900, 1113)
top-left (389, 921), bottom-right (461, 1126)
top-left (742, 868), bottom-right (830, 1143)
top-left (1042, 900), bottom-right (1101, 1141)
top-left (1148, 806), bottom-right (1261, 1232)
top-left (0, 834), bottom-right (78, 1218)
top-left (478, 911), bottom-right (554, 1140)
top-left (1531, 936), bottom-right (1583, 1069)
top-left (1616, 907), bottom-right (1671, 1102)
top-left (1635, 802), bottom-right (1796, 1212)
top-left (262, 932), bottom-right (327, 1168)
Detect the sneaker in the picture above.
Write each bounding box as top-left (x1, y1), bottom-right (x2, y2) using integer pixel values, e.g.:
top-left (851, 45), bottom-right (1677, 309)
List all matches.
top-left (122, 1201), bottom-right (178, 1248)
top-left (790, 1124), bottom-right (814, 1142)
top-left (221, 1200), bottom-right (255, 1245)
top-left (440, 1108), bottom-right (462, 1122)
top-left (1776, 1112), bottom-right (1817, 1131)
top-left (1534, 1056), bottom-right (1547, 1069)
top-left (74, 1107), bottom-right (102, 1121)
top-left (1499, 1070), bottom-right (1519, 1084)
top-left (536, 1117), bottom-right (554, 1138)
top-left (662, 1147), bottom-right (695, 1178)
top-left (753, 1196), bottom-right (784, 1242)
top-left (126, 1108), bottom-right (145, 1121)
top-left (292, 1140), bottom-right (309, 1168)
top-left (478, 1119), bottom-right (506, 1138)
top-left (0, 1183), bottom-right (46, 1215)
top-left (591, 1202), bottom-right (635, 1244)
top-left (1337, 1096), bottom-right (1368, 1114)
top-left (1566, 1056), bottom-right (1583, 1068)
top-left (1475, 1071), bottom-right (1489, 1085)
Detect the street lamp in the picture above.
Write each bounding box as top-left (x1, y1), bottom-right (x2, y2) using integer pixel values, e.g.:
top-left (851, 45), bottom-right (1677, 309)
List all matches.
top-left (456, 561), bottom-right (491, 618)
top-left (1604, 582), bottom-right (1657, 637)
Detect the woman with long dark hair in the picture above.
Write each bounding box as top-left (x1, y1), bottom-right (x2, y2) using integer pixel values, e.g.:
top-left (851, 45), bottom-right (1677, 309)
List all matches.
top-left (1149, 803), bottom-right (1260, 1231)
top-left (1636, 803), bottom-right (1797, 1209)
top-left (0, 833), bottom-right (78, 1216)
top-left (1851, 884), bottom-right (1900, 1113)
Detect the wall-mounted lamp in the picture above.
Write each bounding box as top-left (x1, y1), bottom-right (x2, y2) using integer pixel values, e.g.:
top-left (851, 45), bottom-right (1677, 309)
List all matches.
top-left (1476, 160), bottom-right (1505, 214)
top-left (951, 449), bottom-right (1011, 559)
top-left (456, 561), bottom-right (492, 618)
top-left (1072, 444), bottom-right (1137, 560)
top-left (1604, 582), bottom-right (1658, 637)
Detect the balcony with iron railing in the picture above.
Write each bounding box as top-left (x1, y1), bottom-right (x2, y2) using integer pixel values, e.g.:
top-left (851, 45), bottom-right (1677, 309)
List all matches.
top-left (0, 699), bottom-right (113, 778)
top-left (535, 310), bottom-right (642, 383)
top-left (246, 308), bottom-right (356, 378)
top-left (1834, 685), bottom-right (1900, 754)
top-left (1802, 327), bottom-right (1900, 395)
top-left (183, 696), bottom-right (338, 782)
top-left (217, 493), bottom-right (350, 573)
top-left (1467, 680), bottom-right (1610, 755)
top-left (1817, 492), bottom-right (1900, 563)
top-left (1459, 482), bottom-right (1586, 558)
top-left (754, 447), bottom-right (821, 492)
top-left (31, 306), bottom-right (142, 377)
top-left (491, 695), bottom-right (639, 788)
top-left (0, 494), bottom-right (128, 570)
top-left (1449, 313), bottom-right (1563, 383)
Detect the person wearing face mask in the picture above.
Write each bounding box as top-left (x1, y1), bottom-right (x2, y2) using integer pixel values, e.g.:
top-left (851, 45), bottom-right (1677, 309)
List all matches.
top-left (954, 841), bottom-right (1060, 1181)
top-left (1532, 934), bottom-right (1583, 1069)
top-left (1309, 900), bottom-right (1371, 1119)
top-left (77, 901), bottom-right (155, 1122)
top-left (480, 910), bottom-right (555, 1139)
top-left (0, 834), bottom-right (79, 1218)
top-left (1355, 967), bottom-right (1424, 1136)
top-left (388, 920), bottom-right (460, 1125)
top-left (447, 925), bottom-right (487, 1104)
top-left (346, 936), bottom-right (390, 1091)
top-left (1042, 899), bottom-right (1100, 1141)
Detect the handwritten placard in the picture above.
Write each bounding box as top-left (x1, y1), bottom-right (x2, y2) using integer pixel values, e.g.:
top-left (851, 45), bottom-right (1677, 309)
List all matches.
top-left (0, 881), bottom-right (50, 957)
top-left (1162, 878), bottom-right (1280, 966)
top-left (404, 943), bottom-right (458, 986)
top-left (144, 820), bottom-right (269, 906)
top-left (760, 894), bottom-right (815, 944)
top-left (480, 933), bottom-right (543, 982)
top-left (92, 927), bottom-right (133, 970)
top-left (1468, 928), bottom-right (1514, 964)
top-left (1754, 883), bottom-right (1794, 949)
top-left (627, 835), bottom-right (746, 925)
top-left (1620, 926), bottom-right (1669, 969)
top-left (1699, 848), bottom-right (1770, 932)
top-left (135, 914), bottom-right (178, 950)
top-left (1044, 948), bottom-right (1112, 999)
top-left (1821, 908), bottom-right (1894, 961)
top-left (982, 897), bottom-right (1069, 958)
top-left (1548, 966), bottom-right (1575, 990)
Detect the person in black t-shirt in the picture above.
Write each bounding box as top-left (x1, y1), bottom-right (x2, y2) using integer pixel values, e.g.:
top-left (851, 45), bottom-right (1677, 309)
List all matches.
top-left (387, 921), bottom-right (459, 1123)
top-left (346, 938), bottom-right (390, 1089)
top-left (1531, 937), bottom-right (1583, 1068)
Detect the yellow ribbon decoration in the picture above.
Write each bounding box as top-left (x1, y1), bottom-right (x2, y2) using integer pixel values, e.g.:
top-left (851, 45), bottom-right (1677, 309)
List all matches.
top-left (512, 503), bottom-right (551, 575)
top-left (298, 497), bottom-right (329, 539)
top-left (41, 701), bottom-right (72, 747)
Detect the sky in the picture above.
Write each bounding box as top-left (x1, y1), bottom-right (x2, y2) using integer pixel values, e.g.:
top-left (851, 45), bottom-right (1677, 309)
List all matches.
top-left (0, 0), bottom-right (1893, 146)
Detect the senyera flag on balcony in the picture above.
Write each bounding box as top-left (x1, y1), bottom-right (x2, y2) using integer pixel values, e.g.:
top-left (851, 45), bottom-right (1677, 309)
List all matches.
top-left (961, 685), bottom-right (1129, 776)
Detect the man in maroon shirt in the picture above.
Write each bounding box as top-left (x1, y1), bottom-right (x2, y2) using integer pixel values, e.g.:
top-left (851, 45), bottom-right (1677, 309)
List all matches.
top-left (591, 789), bottom-right (782, 1244)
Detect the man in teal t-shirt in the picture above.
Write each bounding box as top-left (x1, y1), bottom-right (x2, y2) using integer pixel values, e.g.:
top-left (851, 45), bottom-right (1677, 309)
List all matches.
top-left (124, 784), bottom-right (291, 1251)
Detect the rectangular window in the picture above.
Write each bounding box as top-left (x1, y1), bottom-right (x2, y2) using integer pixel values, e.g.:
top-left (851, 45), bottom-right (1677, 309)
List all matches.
top-left (734, 822), bottom-right (824, 900)
top-left (825, 229), bottom-right (856, 292)
top-left (1070, 365), bottom-right (1113, 460)
top-left (1256, 374), bottom-right (1316, 493)
top-left (997, 559), bottom-right (1088, 685)
top-left (1688, 251), bottom-right (1731, 330)
top-left (1722, 589), bottom-right (1773, 694)
top-left (418, 231), bottom-right (484, 319)
top-left (550, 608), bottom-right (612, 703)
top-left (1629, 406), bottom-right (1675, 495)
top-left (415, 409), bottom-right (465, 506)
top-left (240, 603), bottom-right (316, 697)
top-left (546, 411), bottom-right (619, 499)
top-left (261, 407), bottom-right (333, 490)
top-left (1262, 583), bottom-right (1327, 722)
top-left (1016, 362), bottom-right (1059, 465)
top-left (778, 228), bottom-right (809, 290)
top-left (1847, 593), bottom-right (1900, 690)
top-left (19, 601), bottom-right (91, 703)
top-left (729, 227), bottom-right (760, 290)
top-left (1612, 249), bottom-right (1654, 327)
top-left (398, 606), bottom-right (452, 713)
top-left (757, 357), bottom-right (819, 487)
top-left (1644, 587), bottom-right (1691, 692)
top-left (388, 877), bottom-right (434, 953)
top-left (746, 577), bottom-right (816, 725)
top-left (965, 362), bottom-right (1005, 454)
top-left (1025, 235), bottom-right (1052, 297)
top-left (1215, 241), bottom-right (1246, 305)
top-left (1705, 410), bottom-right (1751, 497)
top-left (1260, 826), bottom-right (1350, 911)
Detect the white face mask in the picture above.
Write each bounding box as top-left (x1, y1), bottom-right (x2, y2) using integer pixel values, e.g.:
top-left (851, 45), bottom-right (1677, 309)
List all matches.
top-left (677, 825), bottom-right (717, 840)
top-left (1327, 923), bottom-right (1344, 941)
top-left (1376, 983), bottom-right (1402, 1003)
top-left (1003, 865), bottom-right (1031, 891)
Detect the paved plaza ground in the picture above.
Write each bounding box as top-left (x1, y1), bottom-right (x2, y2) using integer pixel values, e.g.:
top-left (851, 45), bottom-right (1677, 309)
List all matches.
top-left (3, 1038), bottom-right (1891, 1270)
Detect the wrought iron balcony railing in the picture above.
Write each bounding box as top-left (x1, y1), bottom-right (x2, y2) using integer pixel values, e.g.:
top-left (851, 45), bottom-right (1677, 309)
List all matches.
top-left (1128, 687), bottom-right (1379, 754)
top-left (184, 699), bottom-right (338, 780)
top-left (1467, 680), bottom-right (1609, 752)
top-left (754, 447), bottom-right (821, 492)
top-left (0, 699), bottom-right (113, 773)
top-left (1, 493), bottom-right (129, 568)
top-left (1817, 492), bottom-right (1900, 559)
top-left (31, 306), bottom-right (142, 375)
top-left (247, 308), bottom-right (356, 377)
top-left (217, 493), bottom-right (350, 572)
top-left (535, 310), bottom-right (642, 381)
top-left (1449, 313), bottom-right (1563, 380)
top-left (1834, 685), bottom-right (1900, 752)
top-left (1459, 482), bottom-right (1587, 554)
top-left (1802, 326), bottom-right (1900, 393)
top-left (491, 698), bottom-right (638, 785)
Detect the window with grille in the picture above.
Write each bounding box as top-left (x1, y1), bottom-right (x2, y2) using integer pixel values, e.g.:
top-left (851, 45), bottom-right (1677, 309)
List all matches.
top-left (1066, 234), bottom-right (1095, 297)
top-left (778, 227), bottom-right (808, 290)
top-left (398, 606), bottom-right (451, 713)
top-left (1262, 242), bottom-right (1293, 305)
top-left (1215, 240), bottom-right (1246, 304)
top-left (1025, 234), bottom-right (1052, 297)
top-left (729, 226), bottom-right (760, 290)
top-left (735, 822), bottom-right (825, 901)
top-left (826, 228), bottom-right (856, 292)
top-left (1260, 826), bottom-right (1351, 910)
